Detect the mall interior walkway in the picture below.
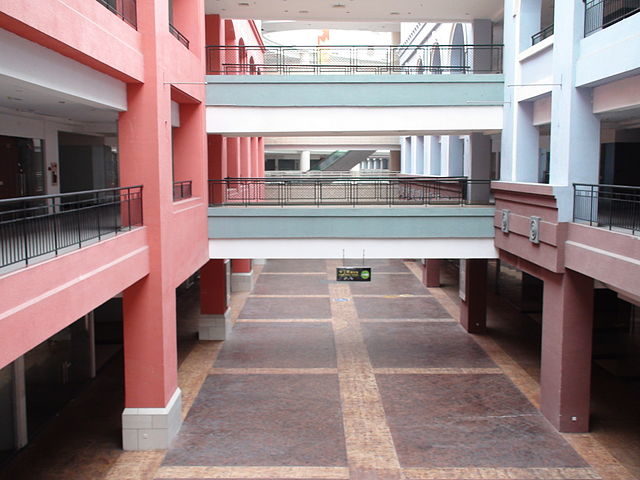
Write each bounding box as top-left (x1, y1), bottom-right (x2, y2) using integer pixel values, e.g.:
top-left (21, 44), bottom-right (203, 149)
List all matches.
top-left (1, 260), bottom-right (638, 480)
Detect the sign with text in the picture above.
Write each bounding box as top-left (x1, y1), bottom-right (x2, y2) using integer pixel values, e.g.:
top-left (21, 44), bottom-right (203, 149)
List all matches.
top-left (336, 266), bottom-right (372, 282)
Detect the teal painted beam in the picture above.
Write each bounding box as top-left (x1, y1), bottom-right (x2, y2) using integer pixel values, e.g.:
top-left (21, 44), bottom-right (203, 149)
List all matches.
top-left (205, 74), bottom-right (504, 107)
top-left (208, 207), bottom-right (496, 239)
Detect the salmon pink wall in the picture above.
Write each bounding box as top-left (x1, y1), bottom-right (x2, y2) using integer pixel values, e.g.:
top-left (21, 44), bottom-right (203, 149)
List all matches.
top-left (0, 228), bottom-right (149, 370)
top-left (0, 0), bottom-right (143, 81)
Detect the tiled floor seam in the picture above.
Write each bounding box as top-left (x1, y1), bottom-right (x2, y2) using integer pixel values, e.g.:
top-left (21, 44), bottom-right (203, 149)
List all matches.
top-left (327, 260), bottom-right (406, 480)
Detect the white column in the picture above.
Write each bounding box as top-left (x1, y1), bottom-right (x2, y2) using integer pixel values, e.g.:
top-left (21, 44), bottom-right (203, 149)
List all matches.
top-left (501, 0), bottom-right (543, 182)
top-left (467, 133), bottom-right (492, 202)
top-left (299, 150), bottom-right (311, 172)
top-left (401, 136), bottom-right (412, 174)
top-left (442, 136), bottom-right (464, 176)
top-left (549, 0), bottom-right (600, 221)
top-left (428, 136), bottom-right (441, 175)
top-left (410, 136), bottom-right (420, 174)
top-left (472, 19), bottom-right (493, 72)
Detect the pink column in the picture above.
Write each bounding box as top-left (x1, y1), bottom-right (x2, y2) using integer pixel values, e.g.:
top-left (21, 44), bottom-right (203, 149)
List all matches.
top-left (207, 134), bottom-right (227, 204)
top-left (541, 269), bottom-right (594, 432)
top-left (422, 259), bottom-right (441, 288)
top-left (459, 259), bottom-right (487, 333)
top-left (204, 14), bottom-right (225, 74)
top-left (227, 137), bottom-right (240, 178)
top-left (199, 259), bottom-right (230, 340)
top-left (239, 137), bottom-right (251, 178)
top-left (258, 137), bottom-right (265, 177)
top-left (251, 137), bottom-right (259, 178)
top-left (232, 259), bottom-right (252, 273)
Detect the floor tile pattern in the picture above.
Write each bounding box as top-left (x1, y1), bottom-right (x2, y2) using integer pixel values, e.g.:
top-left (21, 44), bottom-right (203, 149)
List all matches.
top-left (157, 259), bottom-right (604, 480)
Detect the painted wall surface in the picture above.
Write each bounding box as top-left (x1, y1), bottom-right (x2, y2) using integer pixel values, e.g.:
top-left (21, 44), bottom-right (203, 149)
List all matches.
top-left (208, 207), bottom-right (496, 239)
top-left (0, 0), bottom-right (144, 81)
top-left (209, 237), bottom-right (498, 260)
top-left (206, 105), bottom-right (503, 136)
top-left (206, 74), bottom-right (505, 107)
top-left (577, 13), bottom-right (640, 87)
top-left (0, 228), bottom-right (149, 370)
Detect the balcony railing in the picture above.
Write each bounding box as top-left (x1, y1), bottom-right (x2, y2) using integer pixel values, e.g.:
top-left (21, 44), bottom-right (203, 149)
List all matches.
top-left (96, 0), bottom-right (137, 28)
top-left (206, 44), bottom-right (504, 75)
top-left (169, 24), bottom-right (189, 48)
top-left (208, 177), bottom-right (492, 207)
top-left (0, 186), bottom-right (143, 269)
top-left (532, 24), bottom-right (554, 45)
top-left (585, 0), bottom-right (640, 36)
top-left (173, 181), bottom-right (193, 201)
top-left (573, 183), bottom-right (640, 235)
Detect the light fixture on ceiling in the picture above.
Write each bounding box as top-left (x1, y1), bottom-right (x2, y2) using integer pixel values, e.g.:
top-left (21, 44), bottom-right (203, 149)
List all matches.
top-left (332, 4), bottom-right (346, 8)
top-left (299, 9), bottom-right (309, 13)
top-left (390, 12), bottom-right (400, 15)
top-left (238, 2), bottom-right (249, 5)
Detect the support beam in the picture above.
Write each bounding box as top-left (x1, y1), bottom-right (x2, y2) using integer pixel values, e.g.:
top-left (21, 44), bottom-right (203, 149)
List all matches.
top-left (199, 259), bottom-right (231, 340)
top-left (541, 269), bottom-right (593, 432)
top-left (422, 259), bottom-right (442, 288)
top-left (459, 259), bottom-right (488, 333)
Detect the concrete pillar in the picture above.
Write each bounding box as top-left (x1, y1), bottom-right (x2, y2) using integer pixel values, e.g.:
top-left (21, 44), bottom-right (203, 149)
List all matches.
top-left (205, 14), bottom-right (225, 74)
top-left (541, 270), bottom-right (594, 432)
top-left (549, 0), bottom-right (600, 221)
top-left (12, 357), bottom-right (27, 449)
top-left (459, 259), bottom-right (488, 333)
top-left (427, 136), bottom-right (441, 175)
top-left (231, 259), bottom-right (254, 292)
top-left (240, 137), bottom-right (251, 178)
top-left (441, 136), bottom-right (464, 176)
top-left (410, 136), bottom-right (423, 174)
top-left (422, 259), bottom-right (441, 288)
top-left (467, 133), bottom-right (492, 203)
top-left (472, 19), bottom-right (493, 72)
top-left (257, 137), bottom-right (265, 177)
top-left (401, 137), bottom-right (412, 174)
top-left (299, 150), bottom-right (311, 172)
top-left (208, 135), bottom-right (227, 204)
top-left (199, 259), bottom-right (231, 340)
top-left (501, 0), bottom-right (543, 181)
top-left (389, 150), bottom-right (401, 172)
top-left (227, 137), bottom-right (240, 178)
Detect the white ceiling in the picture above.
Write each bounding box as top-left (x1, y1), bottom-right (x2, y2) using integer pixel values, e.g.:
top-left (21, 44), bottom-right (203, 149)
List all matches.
top-left (206, 0), bottom-right (504, 23)
top-left (0, 75), bottom-right (120, 126)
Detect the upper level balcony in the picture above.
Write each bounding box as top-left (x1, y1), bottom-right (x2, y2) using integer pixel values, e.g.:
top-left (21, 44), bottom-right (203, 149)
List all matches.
top-left (573, 183), bottom-right (640, 235)
top-left (585, 0), bottom-right (640, 36)
top-left (0, 186), bottom-right (143, 273)
top-left (206, 44), bottom-right (503, 76)
top-left (96, 0), bottom-right (137, 28)
top-left (206, 175), bottom-right (497, 260)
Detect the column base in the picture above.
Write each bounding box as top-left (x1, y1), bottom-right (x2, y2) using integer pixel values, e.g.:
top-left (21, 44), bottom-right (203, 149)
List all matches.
top-left (253, 259), bottom-right (266, 265)
top-left (231, 270), bottom-right (254, 292)
top-left (199, 309), bottom-right (231, 341)
top-left (122, 388), bottom-right (182, 450)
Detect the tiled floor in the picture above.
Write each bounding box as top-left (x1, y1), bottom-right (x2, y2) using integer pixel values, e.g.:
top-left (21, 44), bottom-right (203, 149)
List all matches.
top-left (2, 259), bottom-right (638, 480)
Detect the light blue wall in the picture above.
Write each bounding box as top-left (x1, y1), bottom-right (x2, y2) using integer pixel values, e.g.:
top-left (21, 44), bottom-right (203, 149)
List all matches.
top-left (208, 207), bottom-right (496, 239)
top-left (206, 74), bottom-right (504, 107)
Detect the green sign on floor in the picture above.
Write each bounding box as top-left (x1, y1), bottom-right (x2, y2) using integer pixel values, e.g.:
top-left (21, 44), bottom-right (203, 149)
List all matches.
top-left (336, 267), bottom-right (372, 282)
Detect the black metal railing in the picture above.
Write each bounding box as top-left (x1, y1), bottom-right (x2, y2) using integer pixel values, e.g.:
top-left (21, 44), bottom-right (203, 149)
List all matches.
top-left (585, 0), bottom-right (640, 36)
top-left (573, 183), bottom-right (640, 235)
top-left (169, 23), bottom-right (189, 48)
top-left (208, 177), bottom-right (492, 207)
top-left (206, 44), bottom-right (503, 75)
top-left (0, 186), bottom-right (143, 269)
top-left (96, 0), bottom-right (137, 28)
top-left (532, 24), bottom-right (554, 45)
top-left (173, 181), bottom-right (192, 201)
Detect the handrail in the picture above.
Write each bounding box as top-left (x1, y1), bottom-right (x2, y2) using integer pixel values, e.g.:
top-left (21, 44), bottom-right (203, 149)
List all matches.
top-left (95, 0), bottom-right (137, 28)
top-left (0, 186), bottom-right (143, 268)
top-left (173, 180), bottom-right (193, 201)
top-left (169, 23), bottom-right (190, 48)
top-left (573, 183), bottom-right (640, 235)
top-left (585, 0), bottom-right (640, 36)
top-left (208, 177), bottom-right (491, 208)
top-left (532, 24), bottom-right (554, 45)
top-left (206, 44), bottom-right (504, 75)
